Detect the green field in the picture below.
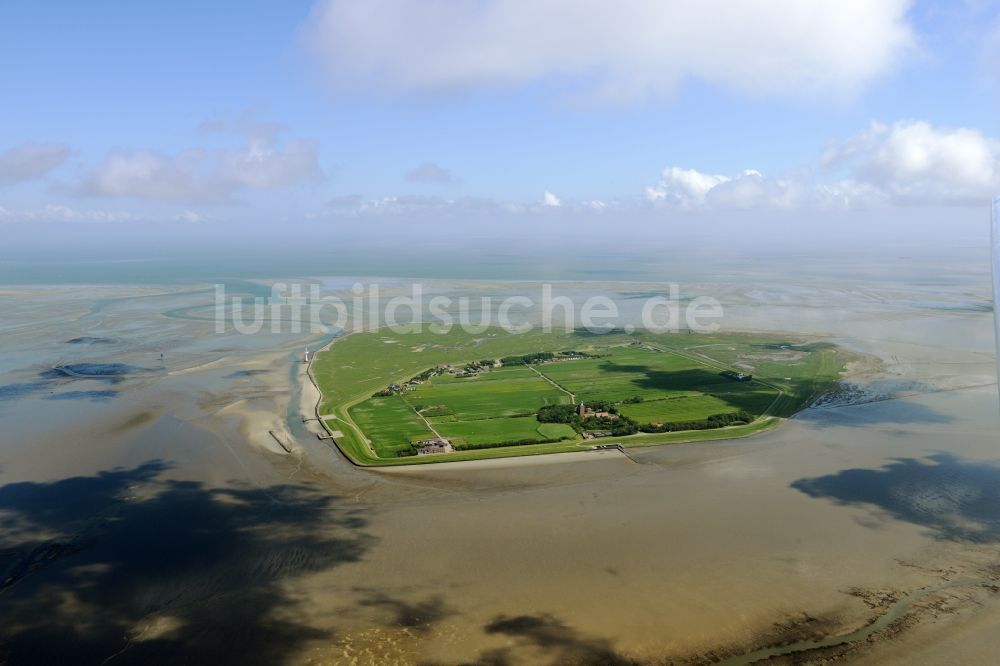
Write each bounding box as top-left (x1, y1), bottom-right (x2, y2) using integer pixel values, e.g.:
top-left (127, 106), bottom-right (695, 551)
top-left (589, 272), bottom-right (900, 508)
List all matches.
top-left (347, 365), bottom-right (576, 452)
top-left (312, 326), bottom-right (848, 465)
top-left (348, 395), bottom-right (434, 457)
top-left (538, 349), bottom-right (723, 401)
top-left (616, 395), bottom-right (737, 423)
top-left (435, 417), bottom-right (577, 446)
top-left (409, 367), bottom-right (569, 420)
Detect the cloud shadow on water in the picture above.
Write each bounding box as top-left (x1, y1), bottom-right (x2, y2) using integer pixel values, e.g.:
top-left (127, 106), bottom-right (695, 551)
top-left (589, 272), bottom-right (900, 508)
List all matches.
top-left (39, 363), bottom-right (144, 384)
top-left (225, 369), bottom-right (271, 379)
top-left (65, 337), bottom-right (118, 345)
top-left (0, 383), bottom-right (49, 402)
top-left (791, 453), bottom-right (1000, 543)
top-left (471, 613), bottom-right (637, 666)
top-left (0, 461), bottom-right (374, 665)
top-left (0, 362), bottom-right (168, 405)
top-left (45, 390), bottom-right (119, 402)
top-left (352, 588), bottom-right (453, 635)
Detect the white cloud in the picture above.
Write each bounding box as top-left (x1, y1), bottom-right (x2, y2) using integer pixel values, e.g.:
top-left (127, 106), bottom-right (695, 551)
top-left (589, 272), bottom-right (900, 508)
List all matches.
top-left (319, 193), bottom-right (502, 217)
top-left (823, 120), bottom-right (1000, 205)
top-left (645, 167), bottom-right (730, 208)
top-left (646, 167), bottom-right (833, 210)
top-left (646, 165), bottom-right (900, 211)
top-left (647, 120), bottom-right (1000, 211)
top-left (0, 204), bottom-right (134, 223)
top-left (84, 150), bottom-right (220, 201)
top-left (175, 210), bottom-right (206, 223)
top-left (405, 162), bottom-right (454, 184)
top-left (706, 170), bottom-right (809, 209)
top-left (0, 143), bottom-right (71, 185)
top-left (305, 0), bottom-right (914, 103)
top-left (83, 129), bottom-right (320, 202)
top-left (313, 192), bottom-right (626, 219)
top-left (0, 204), bottom-right (213, 224)
top-left (226, 138), bottom-right (319, 190)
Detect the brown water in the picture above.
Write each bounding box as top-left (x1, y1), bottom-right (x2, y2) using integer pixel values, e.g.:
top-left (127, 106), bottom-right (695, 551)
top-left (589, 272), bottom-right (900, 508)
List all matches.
top-left (0, 273), bottom-right (998, 665)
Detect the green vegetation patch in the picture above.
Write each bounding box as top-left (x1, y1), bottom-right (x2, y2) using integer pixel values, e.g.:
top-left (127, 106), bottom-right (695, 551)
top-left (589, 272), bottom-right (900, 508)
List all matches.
top-left (617, 395), bottom-right (736, 423)
top-left (537, 347), bottom-right (732, 403)
top-left (411, 367), bottom-right (570, 421)
top-left (312, 326), bottom-right (848, 465)
top-left (436, 416), bottom-right (575, 447)
top-left (537, 423), bottom-right (578, 439)
top-left (348, 395), bottom-right (435, 457)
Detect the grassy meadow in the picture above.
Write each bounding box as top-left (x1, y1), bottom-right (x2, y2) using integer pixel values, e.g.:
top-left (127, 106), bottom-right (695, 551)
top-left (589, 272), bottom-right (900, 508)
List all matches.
top-left (407, 367), bottom-right (570, 420)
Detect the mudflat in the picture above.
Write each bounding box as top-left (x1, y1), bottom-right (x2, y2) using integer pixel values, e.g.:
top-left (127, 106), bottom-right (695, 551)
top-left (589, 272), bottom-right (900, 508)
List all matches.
top-left (0, 276), bottom-right (997, 665)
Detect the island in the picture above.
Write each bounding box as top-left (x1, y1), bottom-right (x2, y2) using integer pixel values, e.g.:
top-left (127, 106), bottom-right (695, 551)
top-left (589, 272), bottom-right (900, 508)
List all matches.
top-left (310, 327), bottom-right (848, 466)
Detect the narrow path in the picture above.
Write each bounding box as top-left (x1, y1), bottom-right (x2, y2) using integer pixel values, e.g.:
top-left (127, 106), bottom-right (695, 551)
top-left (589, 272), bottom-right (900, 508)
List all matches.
top-left (528, 364), bottom-right (576, 402)
top-left (401, 396), bottom-right (444, 438)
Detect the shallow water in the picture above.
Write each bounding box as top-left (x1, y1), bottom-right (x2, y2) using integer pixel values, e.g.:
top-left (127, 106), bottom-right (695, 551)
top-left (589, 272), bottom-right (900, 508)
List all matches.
top-left (0, 265), bottom-right (997, 665)
top-left (718, 578), bottom-right (994, 665)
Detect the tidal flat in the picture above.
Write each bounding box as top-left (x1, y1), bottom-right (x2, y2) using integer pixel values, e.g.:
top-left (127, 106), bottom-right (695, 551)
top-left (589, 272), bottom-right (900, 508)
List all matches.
top-left (0, 270), bottom-right (998, 665)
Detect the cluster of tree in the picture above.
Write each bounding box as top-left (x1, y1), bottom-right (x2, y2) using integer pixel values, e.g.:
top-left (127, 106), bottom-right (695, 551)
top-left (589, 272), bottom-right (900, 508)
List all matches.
top-left (581, 399), bottom-right (618, 413)
top-left (622, 395), bottom-right (643, 404)
top-left (537, 404), bottom-right (579, 423)
top-left (375, 367), bottom-right (443, 396)
top-left (499, 351), bottom-right (557, 366)
top-left (637, 410), bottom-right (753, 433)
top-left (452, 436), bottom-right (569, 451)
top-left (409, 368), bottom-right (437, 383)
top-left (581, 413), bottom-right (638, 436)
top-left (500, 350), bottom-right (598, 366)
top-left (459, 359), bottom-right (495, 375)
top-left (536, 403), bottom-right (636, 436)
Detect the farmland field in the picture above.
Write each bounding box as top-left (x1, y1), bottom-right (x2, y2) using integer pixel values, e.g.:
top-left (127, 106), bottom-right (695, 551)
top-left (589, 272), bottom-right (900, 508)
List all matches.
top-left (435, 417), bottom-right (577, 446)
top-left (538, 347), bottom-right (732, 402)
top-left (409, 367), bottom-right (570, 421)
top-left (312, 326), bottom-right (849, 465)
top-left (616, 395), bottom-right (737, 423)
top-left (349, 395), bottom-right (434, 457)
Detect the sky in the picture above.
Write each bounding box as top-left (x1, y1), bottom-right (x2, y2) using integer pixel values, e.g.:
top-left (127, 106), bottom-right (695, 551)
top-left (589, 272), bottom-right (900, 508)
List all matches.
top-left (1, 0), bottom-right (999, 253)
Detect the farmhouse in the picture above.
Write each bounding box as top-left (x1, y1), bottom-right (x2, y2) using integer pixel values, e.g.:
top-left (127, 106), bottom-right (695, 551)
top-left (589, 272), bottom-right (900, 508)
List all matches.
top-left (414, 438), bottom-right (454, 455)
